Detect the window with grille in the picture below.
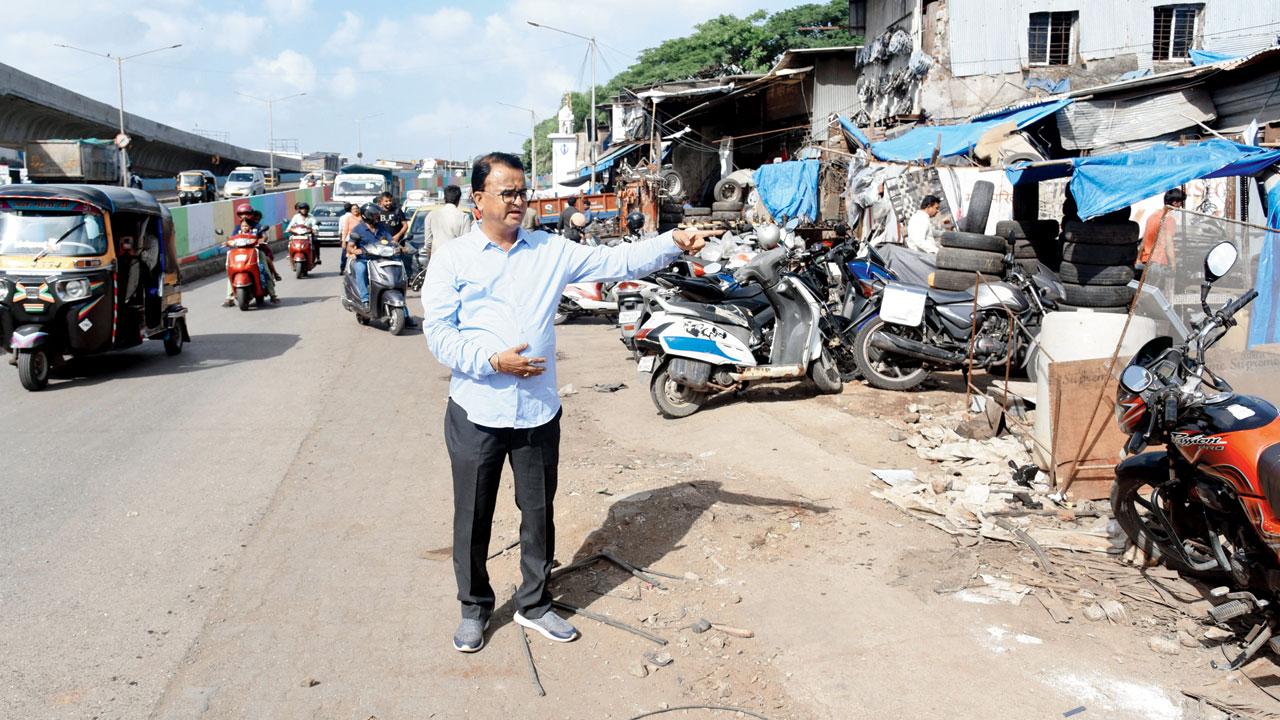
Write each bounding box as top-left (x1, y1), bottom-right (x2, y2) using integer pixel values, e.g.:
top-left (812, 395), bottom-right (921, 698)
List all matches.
top-left (1153, 4), bottom-right (1202, 60)
top-left (1028, 11), bottom-right (1076, 66)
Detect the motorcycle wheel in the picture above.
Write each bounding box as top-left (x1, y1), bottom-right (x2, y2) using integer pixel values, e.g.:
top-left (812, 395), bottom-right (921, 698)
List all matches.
top-left (235, 286), bottom-right (252, 311)
top-left (810, 349), bottom-right (844, 394)
top-left (1111, 475), bottom-right (1231, 582)
top-left (409, 269), bottom-right (426, 292)
top-left (852, 317), bottom-right (929, 391)
top-left (296, 262), bottom-right (306, 279)
top-left (387, 307), bottom-right (406, 336)
top-left (554, 302), bottom-right (574, 325)
top-left (17, 350), bottom-right (50, 391)
top-left (650, 361), bottom-right (708, 419)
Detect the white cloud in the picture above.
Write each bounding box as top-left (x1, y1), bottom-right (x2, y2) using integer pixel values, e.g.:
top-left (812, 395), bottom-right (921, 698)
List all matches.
top-left (264, 0), bottom-right (312, 21)
top-left (208, 12), bottom-right (268, 53)
top-left (241, 49), bottom-right (317, 95)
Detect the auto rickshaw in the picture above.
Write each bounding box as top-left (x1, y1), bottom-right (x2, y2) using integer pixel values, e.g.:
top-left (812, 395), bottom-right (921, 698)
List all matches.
top-left (176, 169), bottom-right (218, 205)
top-left (0, 184), bottom-right (190, 390)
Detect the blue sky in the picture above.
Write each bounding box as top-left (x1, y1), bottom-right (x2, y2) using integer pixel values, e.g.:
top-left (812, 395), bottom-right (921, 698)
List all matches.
top-left (2, 0), bottom-right (809, 164)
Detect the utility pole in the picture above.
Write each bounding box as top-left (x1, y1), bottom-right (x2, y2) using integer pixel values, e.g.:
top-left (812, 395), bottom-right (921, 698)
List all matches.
top-left (497, 101), bottom-right (538, 191)
top-left (55, 42), bottom-right (183, 186)
top-left (236, 91), bottom-right (305, 173)
top-left (527, 21), bottom-right (598, 192)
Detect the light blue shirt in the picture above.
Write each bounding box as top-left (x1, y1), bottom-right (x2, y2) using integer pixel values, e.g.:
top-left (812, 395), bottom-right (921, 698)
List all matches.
top-left (422, 227), bottom-right (682, 428)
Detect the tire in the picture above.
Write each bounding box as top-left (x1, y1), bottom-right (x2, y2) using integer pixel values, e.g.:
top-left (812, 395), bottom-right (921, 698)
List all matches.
top-left (1058, 261), bottom-right (1134, 286)
top-left (1062, 283), bottom-right (1135, 308)
top-left (1015, 259), bottom-right (1042, 276)
top-left (713, 178), bottom-right (745, 204)
top-left (163, 319), bottom-right (185, 356)
top-left (17, 350), bottom-right (50, 391)
top-left (962, 180), bottom-right (995, 233)
top-left (660, 168), bottom-right (684, 198)
top-left (998, 219), bottom-right (1059, 242)
top-left (936, 247), bottom-right (1005, 274)
top-left (554, 300), bottom-right (574, 325)
top-left (1013, 243), bottom-right (1039, 259)
top-left (1062, 221), bottom-right (1140, 246)
top-left (711, 200), bottom-right (744, 212)
top-left (852, 317), bottom-right (929, 391)
top-left (938, 230), bottom-right (1006, 253)
top-left (235, 286), bottom-right (251, 311)
top-left (660, 212), bottom-right (684, 224)
top-left (1061, 241), bottom-right (1138, 266)
top-left (810, 350), bottom-right (844, 394)
top-left (710, 211), bottom-right (741, 221)
top-left (387, 307), bottom-right (406, 336)
top-left (650, 360), bottom-right (708, 418)
top-left (409, 269), bottom-right (425, 292)
top-left (684, 206), bottom-right (711, 217)
top-left (295, 263), bottom-right (306, 279)
top-left (1111, 475), bottom-right (1229, 582)
top-left (931, 269), bottom-right (980, 290)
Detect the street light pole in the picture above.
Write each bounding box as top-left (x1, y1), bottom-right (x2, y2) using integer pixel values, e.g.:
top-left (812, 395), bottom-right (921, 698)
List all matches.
top-left (497, 101), bottom-right (538, 191)
top-left (236, 91), bottom-right (305, 173)
top-left (527, 21), bottom-right (598, 192)
top-left (55, 42), bottom-right (183, 186)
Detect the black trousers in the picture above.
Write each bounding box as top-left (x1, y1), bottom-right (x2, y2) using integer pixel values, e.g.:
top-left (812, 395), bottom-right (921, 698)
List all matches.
top-left (444, 399), bottom-right (561, 621)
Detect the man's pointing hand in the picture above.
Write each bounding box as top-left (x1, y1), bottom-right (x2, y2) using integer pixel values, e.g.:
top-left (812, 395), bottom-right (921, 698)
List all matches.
top-left (672, 228), bottom-right (725, 254)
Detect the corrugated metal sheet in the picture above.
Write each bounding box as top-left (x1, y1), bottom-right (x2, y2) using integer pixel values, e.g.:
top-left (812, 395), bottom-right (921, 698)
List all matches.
top-left (1212, 72), bottom-right (1280, 132)
top-left (1056, 87), bottom-right (1217, 150)
top-left (810, 57), bottom-right (860, 140)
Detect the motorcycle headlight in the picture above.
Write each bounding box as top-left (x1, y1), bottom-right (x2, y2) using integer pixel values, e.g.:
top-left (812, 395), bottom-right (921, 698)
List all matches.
top-left (58, 277), bottom-right (90, 300)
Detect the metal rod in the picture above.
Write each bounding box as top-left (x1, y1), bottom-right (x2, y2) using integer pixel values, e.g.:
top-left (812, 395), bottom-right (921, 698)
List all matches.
top-left (551, 600), bottom-right (668, 645)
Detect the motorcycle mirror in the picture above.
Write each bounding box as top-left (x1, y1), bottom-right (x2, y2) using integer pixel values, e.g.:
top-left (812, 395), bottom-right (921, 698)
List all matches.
top-left (1204, 241), bottom-right (1238, 283)
top-left (783, 218), bottom-right (800, 231)
top-left (1120, 365), bottom-right (1154, 393)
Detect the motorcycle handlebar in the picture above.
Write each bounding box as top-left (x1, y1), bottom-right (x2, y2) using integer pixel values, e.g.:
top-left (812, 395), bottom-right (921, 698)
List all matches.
top-left (1222, 289), bottom-right (1258, 322)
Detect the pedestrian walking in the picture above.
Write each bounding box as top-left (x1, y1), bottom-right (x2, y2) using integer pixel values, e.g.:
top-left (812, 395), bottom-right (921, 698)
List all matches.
top-left (421, 152), bottom-right (717, 653)
top-left (423, 185), bottom-right (473, 256)
top-left (338, 202), bottom-right (361, 274)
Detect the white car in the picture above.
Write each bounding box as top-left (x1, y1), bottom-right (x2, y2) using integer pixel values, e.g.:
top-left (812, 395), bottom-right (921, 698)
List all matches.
top-left (402, 189), bottom-right (433, 214)
top-left (224, 167), bottom-right (265, 197)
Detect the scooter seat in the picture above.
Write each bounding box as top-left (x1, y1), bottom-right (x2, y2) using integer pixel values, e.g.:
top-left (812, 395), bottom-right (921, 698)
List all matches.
top-left (927, 287), bottom-right (975, 304)
top-left (666, 299), bottom-right (750, 328)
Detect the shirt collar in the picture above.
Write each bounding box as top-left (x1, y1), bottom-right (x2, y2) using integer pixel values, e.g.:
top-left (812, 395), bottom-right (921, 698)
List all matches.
top-left (470, 226), bottom-right (533, 252)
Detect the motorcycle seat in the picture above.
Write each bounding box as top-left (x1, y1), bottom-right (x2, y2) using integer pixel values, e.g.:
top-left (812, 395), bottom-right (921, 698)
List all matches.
top-left (927, 287), bottom-right (975, 304)
top-left (666, 299), bottom-right (750, 328)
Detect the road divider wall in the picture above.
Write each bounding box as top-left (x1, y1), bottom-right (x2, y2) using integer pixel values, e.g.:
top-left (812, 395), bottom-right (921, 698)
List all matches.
top-left (169, 186), bottom-right (329, 266)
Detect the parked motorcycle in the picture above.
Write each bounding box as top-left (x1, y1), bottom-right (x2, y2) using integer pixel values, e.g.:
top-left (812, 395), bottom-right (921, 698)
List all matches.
top-left (850, 260), bottom-right (1061, 391)
top-left (341, 241), bottom-right (409, 335)
top-left (635, 247), bottom-right (851, 418)
top-left (557, 281), bottom-right (624, 324)
top-left (226, 233), bottom-right (269, 311)
top-left (408, 244), bottom-right (429, 292)
top-left (288, 224), bottom-right (318, 279)
top-left (1110, 241), bottom-right (1274, 670)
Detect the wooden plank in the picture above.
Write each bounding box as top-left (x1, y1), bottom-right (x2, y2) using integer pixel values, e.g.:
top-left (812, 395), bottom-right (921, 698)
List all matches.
top-left (1047, 358), bottom-right (1129, 500)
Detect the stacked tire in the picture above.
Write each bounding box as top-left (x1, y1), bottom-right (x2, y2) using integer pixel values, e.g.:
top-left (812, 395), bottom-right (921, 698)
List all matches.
top-left (931, 230), bottom-right (1007, 290)
top-left (659, 199), bottom-right (685, 232)
top-left (710, 200), bottom-right (743, 222)
top-left (1056, 221), bottom-right (1140, 312)
top-left (996, 220), bottom-right (1061, 274)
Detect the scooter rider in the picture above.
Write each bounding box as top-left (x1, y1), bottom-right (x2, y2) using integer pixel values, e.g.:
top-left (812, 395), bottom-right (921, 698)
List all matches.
top-left (348, 202), bottom-right (412, 324)
top-left (286, 201), bottom-right (320, 265)
top-left (222, 202), bottom-right (281, 306)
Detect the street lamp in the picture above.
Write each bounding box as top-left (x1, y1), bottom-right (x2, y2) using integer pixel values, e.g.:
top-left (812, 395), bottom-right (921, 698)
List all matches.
top-left (527, 21), bottom-right (599, 192)
top-left (55, 42), bottom-right (183, 186)
top-left (236, 91), bottom-right (306, 174)
top-left (356, 112), bottom-right (383, 161)
top-left (498, 101), bottom-right (538, 191)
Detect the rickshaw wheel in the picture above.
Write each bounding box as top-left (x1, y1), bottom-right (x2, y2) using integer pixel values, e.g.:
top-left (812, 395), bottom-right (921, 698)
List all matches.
top-left (235, 287), bottom-right (252, 311)
top-left (17, 350), bottom-right (50, 391)
top-left (164, 319), bottom-right (185, 356)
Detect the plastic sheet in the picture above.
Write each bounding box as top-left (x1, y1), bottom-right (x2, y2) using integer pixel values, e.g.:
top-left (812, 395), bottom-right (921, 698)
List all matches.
top-left (752, 160), bottom-right (820, 223)
top-left (865, 99), bottom-right (1071, 163)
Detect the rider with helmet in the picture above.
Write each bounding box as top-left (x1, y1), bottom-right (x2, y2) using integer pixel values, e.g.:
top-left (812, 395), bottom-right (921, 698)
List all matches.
top-left (287, 201), bottom-right (320, 265)
top-left (222, 201), bottom-right (281, 306)
top-left (346, 202), bottom-right (392, 306)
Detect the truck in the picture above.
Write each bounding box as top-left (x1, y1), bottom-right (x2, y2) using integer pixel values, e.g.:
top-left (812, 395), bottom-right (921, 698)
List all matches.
top-left (24, 139), bottom-right (119, 183)
top-left (301, 152), bottom-right (341, 173)
top-left (332, 164), bottom-right (401, 207)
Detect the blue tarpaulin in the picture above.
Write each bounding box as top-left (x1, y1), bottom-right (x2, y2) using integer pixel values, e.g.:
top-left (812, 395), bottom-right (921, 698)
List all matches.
top-left (865, 99), bottom-right (1072, 163)
top-left (837, 116), bottom-right (872, 147)
top-left (1248, 182), bottom-right (1280, 348)
top-left (1190, 49), bottom-right (1240, 66)
top-left (753, 160), bottom-right (820, 223)
top-left (1006, 139), bottom-right (1280, 219)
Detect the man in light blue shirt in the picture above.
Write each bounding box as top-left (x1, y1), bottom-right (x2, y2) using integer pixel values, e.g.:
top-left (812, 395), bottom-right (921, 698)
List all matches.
top-left (422, 152), bottom-right (715, 653)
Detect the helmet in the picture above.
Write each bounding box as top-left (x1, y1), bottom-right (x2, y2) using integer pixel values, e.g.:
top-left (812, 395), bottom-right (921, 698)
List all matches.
top-left (294, 202), bottom-right (309, 211)
top-left (570, 212), bottom-right (588, 228)
top-left (234, 201), bottom-right (253, 216)
top-left (755, 223), bottom-right (781, 249)
top-left (361, 202), bottom-right (383, 222)
top-left (625, 210), bottom-right (646, 233)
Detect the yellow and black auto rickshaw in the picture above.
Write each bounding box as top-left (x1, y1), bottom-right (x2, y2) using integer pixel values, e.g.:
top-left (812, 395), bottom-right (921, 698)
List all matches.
top-left (0, 185), bottom-right (190, 390)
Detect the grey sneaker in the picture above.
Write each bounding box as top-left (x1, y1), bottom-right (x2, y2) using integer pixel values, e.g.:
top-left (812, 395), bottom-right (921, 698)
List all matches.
top-left (514, 610), bottom-right (579, 643)
top-left (452, 618), bottom-right (489, 653)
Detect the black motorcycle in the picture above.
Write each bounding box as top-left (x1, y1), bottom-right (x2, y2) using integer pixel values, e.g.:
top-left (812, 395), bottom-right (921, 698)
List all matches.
top-left (342, 241), bottom-right (409, 335)
top-left (851, 261), bottom-right (1062, 391)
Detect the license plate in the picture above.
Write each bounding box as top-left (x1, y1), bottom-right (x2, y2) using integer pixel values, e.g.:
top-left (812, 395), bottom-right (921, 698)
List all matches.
top-left (880, 284), bottom-right (928, 327)
top-left (619, 309), bottom-right (641, 323)
top-left (637, 355), bottom-right (656, 373)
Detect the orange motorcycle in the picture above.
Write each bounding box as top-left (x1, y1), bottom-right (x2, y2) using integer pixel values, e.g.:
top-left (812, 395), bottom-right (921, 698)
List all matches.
top-left (1111, 240), bottom-right (1272, 669)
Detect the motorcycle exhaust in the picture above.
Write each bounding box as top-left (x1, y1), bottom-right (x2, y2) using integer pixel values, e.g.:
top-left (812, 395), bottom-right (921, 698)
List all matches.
top-left (870, 330), bottom-right (966, 365)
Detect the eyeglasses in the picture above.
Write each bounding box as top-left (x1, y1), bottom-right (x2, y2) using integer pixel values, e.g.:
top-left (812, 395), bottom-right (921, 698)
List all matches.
top-left (485, 187), bottom-right (530, 204)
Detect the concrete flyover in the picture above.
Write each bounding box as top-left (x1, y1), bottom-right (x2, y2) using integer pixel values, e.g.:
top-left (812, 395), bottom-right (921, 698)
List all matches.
top-left (0, 61), bottom-right (300, 177)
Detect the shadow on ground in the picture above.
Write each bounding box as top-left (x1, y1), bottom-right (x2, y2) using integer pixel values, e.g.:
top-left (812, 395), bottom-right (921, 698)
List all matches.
top-left (41, 332), bottom-right (300, 390)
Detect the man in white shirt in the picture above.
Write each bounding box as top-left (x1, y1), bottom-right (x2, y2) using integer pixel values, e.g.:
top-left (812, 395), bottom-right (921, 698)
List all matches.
top-left (905, 194), bottom-right (941, 254)
top-left (423, 185), bottom-right (474, 256)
